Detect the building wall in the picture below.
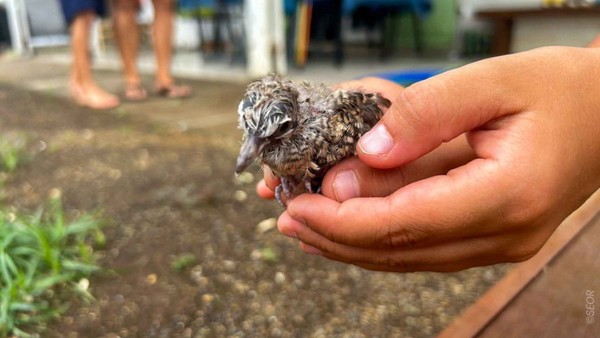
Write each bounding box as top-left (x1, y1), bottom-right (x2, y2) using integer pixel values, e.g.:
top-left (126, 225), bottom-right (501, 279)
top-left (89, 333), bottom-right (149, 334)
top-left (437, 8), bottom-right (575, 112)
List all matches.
top-left (512, 16), bottom-right (600, 52)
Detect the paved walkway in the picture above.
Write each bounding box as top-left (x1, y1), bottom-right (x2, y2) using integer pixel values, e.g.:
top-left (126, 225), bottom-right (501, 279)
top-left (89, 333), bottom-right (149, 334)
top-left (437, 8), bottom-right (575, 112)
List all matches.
top-left (3, 51), bottom-right (600, 338)
top-left (0, 54), bottom-right (246, 132)
top-left (0, 48), bottom-right (458, 132)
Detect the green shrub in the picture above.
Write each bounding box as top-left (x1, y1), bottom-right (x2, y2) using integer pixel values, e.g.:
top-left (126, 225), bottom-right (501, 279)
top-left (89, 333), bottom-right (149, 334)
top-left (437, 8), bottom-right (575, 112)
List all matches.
top-left (0, 197), bottom-right (104, 337)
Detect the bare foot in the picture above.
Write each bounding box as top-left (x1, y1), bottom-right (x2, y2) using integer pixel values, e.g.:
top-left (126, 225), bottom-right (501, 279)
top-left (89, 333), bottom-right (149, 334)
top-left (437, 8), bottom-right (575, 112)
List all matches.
top-left (69, 81), bottom-right (120, 110)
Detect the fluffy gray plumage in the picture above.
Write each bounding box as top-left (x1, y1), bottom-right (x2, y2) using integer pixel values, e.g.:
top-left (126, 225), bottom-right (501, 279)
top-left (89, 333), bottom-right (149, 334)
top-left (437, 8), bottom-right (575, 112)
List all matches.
top-left (235, 74), bottom-right (391, 206)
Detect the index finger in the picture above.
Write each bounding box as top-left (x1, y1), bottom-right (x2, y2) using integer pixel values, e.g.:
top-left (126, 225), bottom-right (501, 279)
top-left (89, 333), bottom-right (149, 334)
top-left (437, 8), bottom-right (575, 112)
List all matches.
top-left (286, 157), bottom-right (515, 249)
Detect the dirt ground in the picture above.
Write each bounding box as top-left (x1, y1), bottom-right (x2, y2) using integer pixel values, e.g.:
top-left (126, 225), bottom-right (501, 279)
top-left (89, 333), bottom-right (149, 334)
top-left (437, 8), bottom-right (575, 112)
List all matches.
top-left (0, 84), bottom-right (508, 338)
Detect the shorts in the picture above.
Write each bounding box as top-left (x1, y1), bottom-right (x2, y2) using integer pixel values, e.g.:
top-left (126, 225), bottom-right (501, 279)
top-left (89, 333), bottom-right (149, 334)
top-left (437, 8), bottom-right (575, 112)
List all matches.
top-left (59, 0), bottom-right (108, 25)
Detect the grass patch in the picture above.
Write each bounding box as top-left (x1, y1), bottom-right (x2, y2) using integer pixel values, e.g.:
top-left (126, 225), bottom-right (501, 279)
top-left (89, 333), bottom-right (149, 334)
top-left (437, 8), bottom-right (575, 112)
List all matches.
top-left (0, 197), bottom-right (104, 337)
top-left (0, 133), bottom-right (29, 173)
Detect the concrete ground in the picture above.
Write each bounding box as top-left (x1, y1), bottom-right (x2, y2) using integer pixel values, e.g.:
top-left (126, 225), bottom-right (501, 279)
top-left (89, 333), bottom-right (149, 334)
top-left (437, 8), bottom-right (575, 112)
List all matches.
top-left (0, 50), bottom-right (243, 132)
top-left (0, 47), bottom-right (458, 133)
top-left (2, 47), bottom-right (599, 337)
top-left (0, 48), bottom-right (503, 338)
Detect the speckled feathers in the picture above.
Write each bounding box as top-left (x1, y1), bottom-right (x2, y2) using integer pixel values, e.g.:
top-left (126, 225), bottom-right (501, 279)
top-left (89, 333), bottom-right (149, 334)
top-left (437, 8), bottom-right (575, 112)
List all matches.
top-left (236, 74), bottom-right (391, 206)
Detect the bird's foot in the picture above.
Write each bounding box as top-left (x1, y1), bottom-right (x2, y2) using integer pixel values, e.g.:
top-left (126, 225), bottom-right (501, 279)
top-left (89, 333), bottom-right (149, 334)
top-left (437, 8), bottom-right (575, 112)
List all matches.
top-left (305, 181), bottom-right (314, 193)
top-left (275, 179), bottom-right (294, 208)
top-left (275, 184), bottom-right (287, 208)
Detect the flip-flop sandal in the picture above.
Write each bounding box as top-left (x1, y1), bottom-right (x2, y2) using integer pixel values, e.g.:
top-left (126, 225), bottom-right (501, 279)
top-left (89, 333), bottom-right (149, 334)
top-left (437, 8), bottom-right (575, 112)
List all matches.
top-left (124, 83), bottom-right (148, 101)
top-left (155, 84), bottom-right (191, 99)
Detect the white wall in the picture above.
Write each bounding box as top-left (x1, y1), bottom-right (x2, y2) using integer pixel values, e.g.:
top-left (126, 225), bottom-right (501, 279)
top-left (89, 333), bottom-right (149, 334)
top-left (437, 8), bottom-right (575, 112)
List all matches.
top-left (512, 17), bottom-right (600, 52)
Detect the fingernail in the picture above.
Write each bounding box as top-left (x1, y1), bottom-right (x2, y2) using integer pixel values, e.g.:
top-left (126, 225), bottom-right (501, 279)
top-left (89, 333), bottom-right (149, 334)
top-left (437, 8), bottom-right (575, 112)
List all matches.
top-left (333, 170), bottom-right (360, 201)
top-left (277, 213), bottom-right (303, 239)
top-left (300, 242), bottom-right (323, 256)
top-left (359, 124), bottom-right (393, 156)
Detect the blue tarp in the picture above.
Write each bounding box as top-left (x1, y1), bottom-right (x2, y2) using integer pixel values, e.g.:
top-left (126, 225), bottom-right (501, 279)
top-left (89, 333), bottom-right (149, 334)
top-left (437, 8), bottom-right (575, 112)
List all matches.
top-left (369, 68), bottom-right (443, 86)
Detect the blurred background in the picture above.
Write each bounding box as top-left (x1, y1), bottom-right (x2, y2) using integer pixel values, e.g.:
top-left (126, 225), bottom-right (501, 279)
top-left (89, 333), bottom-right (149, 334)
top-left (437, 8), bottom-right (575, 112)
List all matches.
top-left (1, 1), bottom-right (600, 337)
top-left (2, 0), bottom-right (600, 84)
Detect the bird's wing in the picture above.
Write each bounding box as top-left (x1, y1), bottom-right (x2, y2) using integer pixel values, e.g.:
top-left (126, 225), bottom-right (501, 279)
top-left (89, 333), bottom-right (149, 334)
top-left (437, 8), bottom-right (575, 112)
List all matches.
top-left (328, 89), bottom-right (391, 128)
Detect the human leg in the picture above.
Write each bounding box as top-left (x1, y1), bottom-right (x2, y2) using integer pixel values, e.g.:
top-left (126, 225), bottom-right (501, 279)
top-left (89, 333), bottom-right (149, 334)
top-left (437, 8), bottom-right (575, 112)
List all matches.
top-left (152, 0), bottom-right (190, 97)
top-left (69, 10), bottom-right (120, 109)
top-left (112, 0), bottom-right (147, 100)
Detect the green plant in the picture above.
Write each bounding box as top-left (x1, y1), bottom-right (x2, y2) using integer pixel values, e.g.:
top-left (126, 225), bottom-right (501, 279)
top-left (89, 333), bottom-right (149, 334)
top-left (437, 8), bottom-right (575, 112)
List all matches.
top-left (171, 253), bottom-right (196, 272)
top-left (0, 134), bottom-right (28, 172)
top-left (260, 247), bottom-right (278, 264)
top-left (0, 197), bottom-right (104, 337)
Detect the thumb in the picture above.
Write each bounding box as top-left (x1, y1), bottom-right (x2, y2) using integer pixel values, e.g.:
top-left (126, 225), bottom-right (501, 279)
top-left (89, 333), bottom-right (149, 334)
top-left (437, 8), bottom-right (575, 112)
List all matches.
top-left (357, 58), bottom-right (525, 169)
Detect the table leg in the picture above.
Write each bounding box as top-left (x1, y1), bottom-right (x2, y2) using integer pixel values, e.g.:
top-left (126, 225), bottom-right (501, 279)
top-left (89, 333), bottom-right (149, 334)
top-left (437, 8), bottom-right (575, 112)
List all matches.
top-left (491, 18), bottom-right (513, 55)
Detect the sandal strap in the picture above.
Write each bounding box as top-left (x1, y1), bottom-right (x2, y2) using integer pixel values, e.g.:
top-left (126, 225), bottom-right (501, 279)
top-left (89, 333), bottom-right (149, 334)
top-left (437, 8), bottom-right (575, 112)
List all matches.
top-left (155, 84), bottom-right (191, 98)
top-left (124, 83), bottom-right (148, 101)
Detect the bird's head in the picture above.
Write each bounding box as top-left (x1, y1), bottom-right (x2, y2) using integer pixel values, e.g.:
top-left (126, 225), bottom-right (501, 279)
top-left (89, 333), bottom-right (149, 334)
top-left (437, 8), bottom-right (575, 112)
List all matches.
top-left (235, 75), bottom-right (299, 174)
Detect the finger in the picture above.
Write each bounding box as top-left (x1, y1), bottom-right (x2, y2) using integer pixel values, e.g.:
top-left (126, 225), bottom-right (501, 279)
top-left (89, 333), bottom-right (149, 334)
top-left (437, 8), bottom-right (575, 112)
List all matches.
top-left (328, 228), bottom-right (543, 272)
top-left (256, 179), bottom-right (275, 199)
top-left (262, 166), bottom-right (280, 191)
top-left (356, 56), bottom-right (528, 169)
top-left (304, 239), bottom-right (516, 273)
top-left (320, 135), bottom-right (475, 201)
top-left (282, 213), bottom-right (534, 272)
top-left (286, 154), bottom-right (520, 249)
top-left (317, 236), bottom-right (524, 272)
top-left (588, 34), bottom-right (600, 48)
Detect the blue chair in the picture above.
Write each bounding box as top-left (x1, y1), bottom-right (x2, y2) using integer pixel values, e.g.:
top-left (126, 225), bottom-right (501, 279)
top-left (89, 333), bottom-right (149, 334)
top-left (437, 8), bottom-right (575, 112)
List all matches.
top-left (284, 0), bottom-right (432, 66)
top-left (344, 0), bottom-right (432, 57)
top-left (178, 0), bottom-right (245, 63)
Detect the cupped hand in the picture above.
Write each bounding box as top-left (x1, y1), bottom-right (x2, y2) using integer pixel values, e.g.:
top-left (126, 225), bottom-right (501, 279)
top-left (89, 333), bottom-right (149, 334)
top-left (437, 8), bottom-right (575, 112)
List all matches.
top-left (257, 78), bottom-right (404, 195)
top-left (260, 47), bottom-right (600, 272)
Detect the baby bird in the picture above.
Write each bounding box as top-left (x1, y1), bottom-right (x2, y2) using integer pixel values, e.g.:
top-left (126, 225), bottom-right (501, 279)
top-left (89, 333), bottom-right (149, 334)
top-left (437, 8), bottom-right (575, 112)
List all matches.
top-left (235, 74), bottom-right (391, 206)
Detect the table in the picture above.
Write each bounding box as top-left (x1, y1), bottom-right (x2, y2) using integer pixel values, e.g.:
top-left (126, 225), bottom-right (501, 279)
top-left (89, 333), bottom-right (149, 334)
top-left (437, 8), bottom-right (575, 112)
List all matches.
top-left (478, 7), bottom-right (600, 55)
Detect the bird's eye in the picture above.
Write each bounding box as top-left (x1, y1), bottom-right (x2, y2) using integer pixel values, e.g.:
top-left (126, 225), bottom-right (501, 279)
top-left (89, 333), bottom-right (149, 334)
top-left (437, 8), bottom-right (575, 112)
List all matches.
top-left (280, 121), bottom-right (291, 132)
top-left (275, 121), bottom-right (292, 137)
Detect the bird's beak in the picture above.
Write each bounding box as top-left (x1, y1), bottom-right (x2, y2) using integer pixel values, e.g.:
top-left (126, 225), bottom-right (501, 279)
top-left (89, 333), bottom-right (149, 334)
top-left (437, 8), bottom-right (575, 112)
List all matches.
top-left (235, 135), bottom-right (266, 174)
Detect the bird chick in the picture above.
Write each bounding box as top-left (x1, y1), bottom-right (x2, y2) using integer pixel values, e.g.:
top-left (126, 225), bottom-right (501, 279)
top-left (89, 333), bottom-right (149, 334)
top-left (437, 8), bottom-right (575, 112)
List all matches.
top-left (235, 74), bottom-right (391, 206)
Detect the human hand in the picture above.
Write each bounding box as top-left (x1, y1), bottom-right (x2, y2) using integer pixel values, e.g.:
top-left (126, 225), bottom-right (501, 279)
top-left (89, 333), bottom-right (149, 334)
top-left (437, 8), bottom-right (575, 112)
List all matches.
top-left (255, 78), bottom-right (446, 200)
top-left (259, 47), bottom-right (600, 272)
top-left (256, 78), bottom-right (476, 200)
